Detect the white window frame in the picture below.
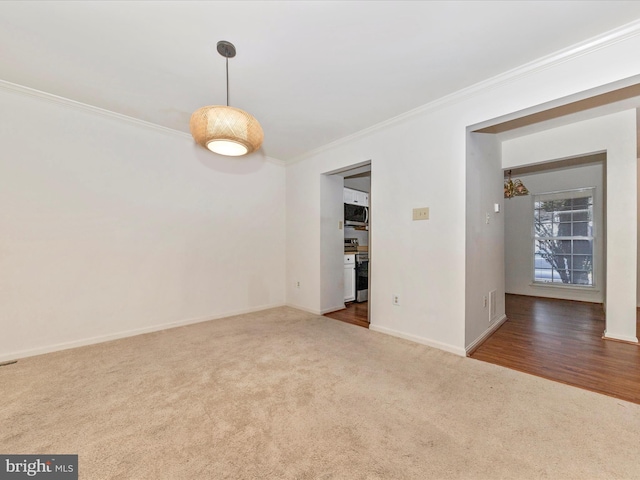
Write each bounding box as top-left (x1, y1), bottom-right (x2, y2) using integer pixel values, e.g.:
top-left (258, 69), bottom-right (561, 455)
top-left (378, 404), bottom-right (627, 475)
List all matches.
top-left (532, 187), bottom-right (595, 288)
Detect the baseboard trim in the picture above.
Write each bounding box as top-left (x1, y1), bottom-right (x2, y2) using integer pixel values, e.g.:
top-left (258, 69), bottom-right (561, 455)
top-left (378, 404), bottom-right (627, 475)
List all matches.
top-left (284, 303), bottom-right (323, 315)
top-left (602, 332), bottom-right (639, 345)
top-left (320, 305), bottom-right (346, 315)
top-left (0, 303), bottom-right (286, 363)
top-left (465, 314), bottom-right (508, 356)
top-left (369, 325), bottom-right (466, 357)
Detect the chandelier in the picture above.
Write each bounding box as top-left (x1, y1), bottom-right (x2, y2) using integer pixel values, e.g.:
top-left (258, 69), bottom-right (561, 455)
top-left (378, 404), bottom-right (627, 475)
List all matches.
top-left (190, 41), bottom-right (264, 156)
top-left (504, 170), bottom-right (529, 199)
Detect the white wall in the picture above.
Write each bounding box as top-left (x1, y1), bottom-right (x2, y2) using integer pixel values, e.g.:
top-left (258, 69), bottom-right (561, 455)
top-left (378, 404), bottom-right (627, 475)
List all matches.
top-left (504, 160), bottom-right (604, 303)
top-left (320, 174), bottom-right (346, 313)
top-left (286, 24), bottom-right (640, 355)
top-left (0, 86), bottom-right (286, 361)
top-left (287, 109), bottom-right (471, 356)
top-left (465, 132), bottom-right (505, 350)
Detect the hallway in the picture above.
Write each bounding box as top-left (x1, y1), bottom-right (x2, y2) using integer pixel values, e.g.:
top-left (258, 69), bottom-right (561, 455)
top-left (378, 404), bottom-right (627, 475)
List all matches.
top-left (471, 294), bottom-right (640, 404)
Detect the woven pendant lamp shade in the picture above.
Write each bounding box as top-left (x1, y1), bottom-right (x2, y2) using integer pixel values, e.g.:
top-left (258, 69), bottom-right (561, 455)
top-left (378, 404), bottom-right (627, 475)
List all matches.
top-left (190, 105), bottom-right (264, 156)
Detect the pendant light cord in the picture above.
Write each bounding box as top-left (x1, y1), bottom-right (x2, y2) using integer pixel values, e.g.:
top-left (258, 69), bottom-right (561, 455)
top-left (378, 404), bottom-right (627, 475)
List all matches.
top-left (226, 56), bottom-right (229, 107)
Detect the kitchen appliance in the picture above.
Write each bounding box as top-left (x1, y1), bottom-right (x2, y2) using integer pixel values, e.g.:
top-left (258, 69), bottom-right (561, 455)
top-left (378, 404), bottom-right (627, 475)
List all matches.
top-left (344, 238), bottom-right (358, 253)
top-left (355, 252), bottom-right (369, 303)
top-left (344, 203), bottom-right (368, 227)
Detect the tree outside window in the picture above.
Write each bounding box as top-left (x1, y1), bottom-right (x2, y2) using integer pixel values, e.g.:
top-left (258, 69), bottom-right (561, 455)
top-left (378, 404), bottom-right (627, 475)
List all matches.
top-left (533, 189), bottom-right (594, 286)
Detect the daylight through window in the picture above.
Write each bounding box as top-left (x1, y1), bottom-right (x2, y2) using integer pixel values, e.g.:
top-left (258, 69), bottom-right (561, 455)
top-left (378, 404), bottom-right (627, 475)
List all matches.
top-left (533, 188), bottom-right (594, 286)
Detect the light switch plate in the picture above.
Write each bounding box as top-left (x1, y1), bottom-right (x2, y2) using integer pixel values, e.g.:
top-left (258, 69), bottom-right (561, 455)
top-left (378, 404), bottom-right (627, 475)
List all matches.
top-left (413, 207), bottom-right (429, 221)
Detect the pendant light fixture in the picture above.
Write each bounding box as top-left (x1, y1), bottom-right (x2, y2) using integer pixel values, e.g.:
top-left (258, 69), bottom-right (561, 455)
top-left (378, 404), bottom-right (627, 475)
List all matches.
top-left (504, 170), bottom-right (529, 199)
top-left (190, 41), bottom-right (264, 156)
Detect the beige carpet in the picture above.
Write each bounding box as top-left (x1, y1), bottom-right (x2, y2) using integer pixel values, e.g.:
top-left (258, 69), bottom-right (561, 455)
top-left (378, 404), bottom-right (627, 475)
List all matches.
top-left (2, 307), bottom-right (639, 479)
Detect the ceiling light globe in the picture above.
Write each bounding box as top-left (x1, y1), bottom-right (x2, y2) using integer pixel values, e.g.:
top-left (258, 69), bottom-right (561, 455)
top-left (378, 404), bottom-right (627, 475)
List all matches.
top-left (190, 105), bottom-right (264, 156)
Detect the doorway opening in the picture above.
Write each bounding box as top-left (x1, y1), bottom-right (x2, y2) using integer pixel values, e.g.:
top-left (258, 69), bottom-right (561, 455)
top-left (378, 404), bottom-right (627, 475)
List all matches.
top-left (469, 154), bottom-right (640, 402)
top-left (320, 162), bottom-right (371, 328)
top-left (503, 153), bottom-right (606, 306)
top-left (466, 96), bottom-right (640, 401)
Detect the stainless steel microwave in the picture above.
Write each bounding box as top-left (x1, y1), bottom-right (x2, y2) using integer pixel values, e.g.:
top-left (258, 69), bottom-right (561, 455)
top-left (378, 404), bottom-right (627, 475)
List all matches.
top-left (345, 203), bottom-right (368, 227)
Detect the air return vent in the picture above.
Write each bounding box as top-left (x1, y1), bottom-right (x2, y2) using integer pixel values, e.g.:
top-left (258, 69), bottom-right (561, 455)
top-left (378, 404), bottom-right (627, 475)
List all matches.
top-left (489, 290), bottom-right (497, 322)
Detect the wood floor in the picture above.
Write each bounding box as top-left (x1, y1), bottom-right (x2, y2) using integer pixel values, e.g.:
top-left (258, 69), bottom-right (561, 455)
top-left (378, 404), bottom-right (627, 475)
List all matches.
top-left (471, 294), bottom-right (640, 404)
top-left (324, 301), bottom-right (369, 328)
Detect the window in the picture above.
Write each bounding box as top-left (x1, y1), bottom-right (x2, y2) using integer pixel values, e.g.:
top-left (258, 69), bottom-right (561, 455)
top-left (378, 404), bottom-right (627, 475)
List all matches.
top-left (533, 188), bottom-right (594, 286)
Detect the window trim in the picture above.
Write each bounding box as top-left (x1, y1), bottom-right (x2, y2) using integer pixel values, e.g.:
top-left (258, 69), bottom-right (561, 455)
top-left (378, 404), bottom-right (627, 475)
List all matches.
top-left (531, 187), bottom-right (596, 289)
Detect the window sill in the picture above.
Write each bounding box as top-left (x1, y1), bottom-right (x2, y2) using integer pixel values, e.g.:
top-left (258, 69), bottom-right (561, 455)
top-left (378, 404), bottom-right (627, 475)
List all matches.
top-left (529, 282), bottom-right (599, 292)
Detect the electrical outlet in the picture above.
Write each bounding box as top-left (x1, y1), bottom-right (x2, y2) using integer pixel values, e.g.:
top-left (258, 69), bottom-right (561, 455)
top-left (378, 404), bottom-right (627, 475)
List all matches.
top-left (483, 296), bottom-right (488, 308)
top-left (392, 294), bottom-right (400, 306)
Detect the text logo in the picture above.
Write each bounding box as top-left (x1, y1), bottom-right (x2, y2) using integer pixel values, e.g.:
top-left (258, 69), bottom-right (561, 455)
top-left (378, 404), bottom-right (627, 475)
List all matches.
top-left (0, 455), bottom-right (77, 479)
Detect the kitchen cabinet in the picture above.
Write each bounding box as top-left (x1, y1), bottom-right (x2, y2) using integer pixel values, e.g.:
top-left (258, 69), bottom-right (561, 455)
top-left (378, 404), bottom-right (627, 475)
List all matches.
top-left (344, 254), bottom-right (356, 302)
top-left (343, 188), bottom-right (354, 205)
top-left (344, 188), bottom-right (369, 207)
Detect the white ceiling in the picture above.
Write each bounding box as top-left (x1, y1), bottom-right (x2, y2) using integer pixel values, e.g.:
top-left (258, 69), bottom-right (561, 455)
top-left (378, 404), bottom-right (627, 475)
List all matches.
top-left (2, 1), bottom-right (640, 162)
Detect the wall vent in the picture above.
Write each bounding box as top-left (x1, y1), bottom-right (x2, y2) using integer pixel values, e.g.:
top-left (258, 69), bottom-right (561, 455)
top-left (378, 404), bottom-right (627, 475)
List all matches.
top-left (489, 290), bottom-right (497, 322)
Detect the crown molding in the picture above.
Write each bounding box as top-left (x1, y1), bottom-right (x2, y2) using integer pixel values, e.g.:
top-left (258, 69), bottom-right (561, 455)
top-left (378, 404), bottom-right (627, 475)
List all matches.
top-left (287, 18), bottom-right (640, 166)
top-left (0, 79), bottom-right (193, 141)
top-left (264, 155), bottom-right (286, 167)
